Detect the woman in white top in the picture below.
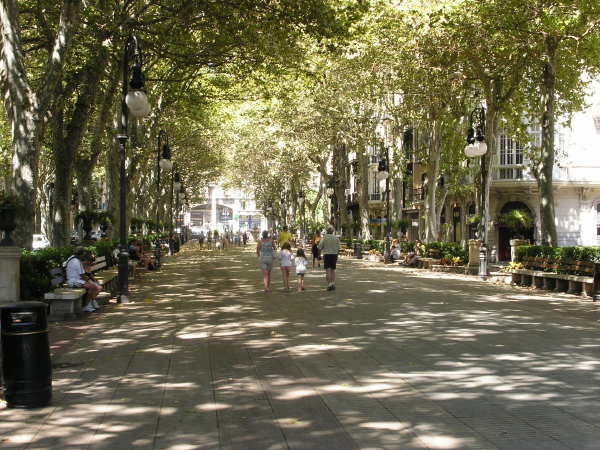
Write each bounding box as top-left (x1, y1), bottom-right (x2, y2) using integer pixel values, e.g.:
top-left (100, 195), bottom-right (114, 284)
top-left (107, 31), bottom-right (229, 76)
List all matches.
top-left (279, 242), bottom-right (293, 291)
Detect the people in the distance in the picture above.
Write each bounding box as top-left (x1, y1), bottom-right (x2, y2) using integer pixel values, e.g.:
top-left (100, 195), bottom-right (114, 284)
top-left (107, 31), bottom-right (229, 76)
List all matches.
top-left (242, 232), bottom-right (248, 246)
top-left (294, 248), bottom-right (308, 292)
top-left (128, 240), bottom-right (140, 260)
top-left (257, 230), bottom-right (275, 292)
top-left (318, 226), bottom-right (340, 291)
top-left (311, 230), bottom-right (322, 269)
top-left (278, 225), bottom-right (292, 249)
top-left (279, 242), bottom-right (293, 291)
top-left (64, 246), bottom-right (102, 313)
top-left (391, 240), bottom-right (402, 262)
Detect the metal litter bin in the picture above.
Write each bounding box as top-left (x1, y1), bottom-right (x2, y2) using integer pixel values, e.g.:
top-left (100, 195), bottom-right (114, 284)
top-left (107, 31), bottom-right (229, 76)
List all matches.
top-left (354, 243), bottom-right (363, 259)
top-left (1, 301), bottom-right (52, 408)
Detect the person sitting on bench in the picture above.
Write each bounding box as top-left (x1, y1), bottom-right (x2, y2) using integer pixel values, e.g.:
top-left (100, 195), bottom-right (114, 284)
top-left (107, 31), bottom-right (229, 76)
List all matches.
top-left (403, 240), bottom-right (423, 267)
top-left (64, 247), bottom-right (102, 313)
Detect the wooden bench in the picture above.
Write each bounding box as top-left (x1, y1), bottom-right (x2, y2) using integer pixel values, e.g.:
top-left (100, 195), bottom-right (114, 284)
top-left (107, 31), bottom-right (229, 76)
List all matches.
top-left (511, 256), bottom-right (595, 297)
top-left (44, 256), bottom-right (116, 320)
top-left (90, 256), bottom-right (118, 298)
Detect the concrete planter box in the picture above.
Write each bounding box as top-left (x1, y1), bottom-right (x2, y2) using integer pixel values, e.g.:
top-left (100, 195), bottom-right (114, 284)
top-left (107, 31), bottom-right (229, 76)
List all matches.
top-left (367, 254), bottom-right (382, 262)
top-left (432, 265), bottom-right (466, 274)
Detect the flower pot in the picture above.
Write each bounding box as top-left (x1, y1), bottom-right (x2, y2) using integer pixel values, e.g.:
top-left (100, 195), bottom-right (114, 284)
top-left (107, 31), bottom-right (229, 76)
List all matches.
top-left (0, 204), bottom-right (17, 246)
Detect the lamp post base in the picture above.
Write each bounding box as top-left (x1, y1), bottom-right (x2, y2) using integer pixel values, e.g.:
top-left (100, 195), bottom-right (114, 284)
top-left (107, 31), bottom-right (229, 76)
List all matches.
top-left (479, 244), bottom-right (488, 281)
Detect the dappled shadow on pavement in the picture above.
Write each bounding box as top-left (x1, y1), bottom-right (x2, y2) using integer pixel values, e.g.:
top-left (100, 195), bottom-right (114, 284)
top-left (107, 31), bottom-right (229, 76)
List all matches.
top-left (2, 245), bottom-right (600, 449)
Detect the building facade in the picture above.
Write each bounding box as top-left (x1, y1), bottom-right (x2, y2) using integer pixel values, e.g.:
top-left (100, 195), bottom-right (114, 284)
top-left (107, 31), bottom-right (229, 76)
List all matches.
top-left (189, 184), bottom-right (266, 235)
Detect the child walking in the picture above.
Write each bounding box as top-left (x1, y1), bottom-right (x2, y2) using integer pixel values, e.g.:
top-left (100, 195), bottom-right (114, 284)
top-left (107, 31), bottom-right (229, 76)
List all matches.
top-left (294, 248), bottom-right (308, 291)
top-left (279, 242), bottom-right (293, 291)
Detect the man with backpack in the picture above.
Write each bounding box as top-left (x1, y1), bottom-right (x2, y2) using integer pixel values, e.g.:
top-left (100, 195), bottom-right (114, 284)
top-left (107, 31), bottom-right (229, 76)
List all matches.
top-left (64, 247), bottom-right (102, 313)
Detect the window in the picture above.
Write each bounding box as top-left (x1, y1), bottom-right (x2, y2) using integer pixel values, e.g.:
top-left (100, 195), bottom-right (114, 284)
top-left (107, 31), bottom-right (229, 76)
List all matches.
top-left (499, 134), bottom-right (523, 179)
top-left (368, 171), bottom-right (381, 200)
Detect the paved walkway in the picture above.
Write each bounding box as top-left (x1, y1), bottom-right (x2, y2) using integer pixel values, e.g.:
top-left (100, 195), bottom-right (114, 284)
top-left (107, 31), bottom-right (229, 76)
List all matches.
top-left (2, 245), bottom-right (600, 449)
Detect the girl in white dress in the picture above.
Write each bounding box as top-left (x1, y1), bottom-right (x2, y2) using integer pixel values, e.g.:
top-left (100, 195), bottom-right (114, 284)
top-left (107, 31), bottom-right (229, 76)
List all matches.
top-left (294, 248), bottom-right (308, 292)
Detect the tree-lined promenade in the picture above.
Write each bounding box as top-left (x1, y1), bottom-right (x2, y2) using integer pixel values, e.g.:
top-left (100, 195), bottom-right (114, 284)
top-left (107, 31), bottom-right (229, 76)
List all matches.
top-left (2, 1), bottom-right (600, 252)
top-left (2, 245), bottom-right (600, 449)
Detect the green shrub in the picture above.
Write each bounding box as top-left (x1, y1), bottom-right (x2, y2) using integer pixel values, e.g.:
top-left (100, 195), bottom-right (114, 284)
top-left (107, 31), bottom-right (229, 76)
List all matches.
top-left (516, 245), bottom-right (600, 274)
top-left (20, 240), bottom-right (121, 301)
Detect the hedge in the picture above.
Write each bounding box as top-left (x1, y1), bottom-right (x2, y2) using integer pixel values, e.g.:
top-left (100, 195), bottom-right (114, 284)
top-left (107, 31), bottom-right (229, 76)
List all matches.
top-left (342, 239), bottom-right (467, 262)
top-left (516, 245), bottom-right (600, 264)
top-left (19, 235), bottom-right (162, 302)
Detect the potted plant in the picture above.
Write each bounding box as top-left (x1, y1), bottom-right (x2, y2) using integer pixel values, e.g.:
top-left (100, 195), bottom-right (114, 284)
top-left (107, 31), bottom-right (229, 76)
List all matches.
top-left (397, 218), bottom-right (411, 237)
top-left (499, 209), bottom-right (533, 238)
top-left (0, 190), bottom-right (18, 246)
top-left (467, 214), bottom-right (482, 226)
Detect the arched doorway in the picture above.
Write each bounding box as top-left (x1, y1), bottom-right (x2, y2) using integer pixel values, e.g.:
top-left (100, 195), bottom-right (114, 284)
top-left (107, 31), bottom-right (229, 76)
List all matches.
top-left (497, 201), bottom-right (535, 261)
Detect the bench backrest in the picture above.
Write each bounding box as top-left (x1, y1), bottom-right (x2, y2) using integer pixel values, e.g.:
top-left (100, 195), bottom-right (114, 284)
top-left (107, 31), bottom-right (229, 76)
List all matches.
top-left (90, 256), bottom-right (108, 273)
top-left (561, 260), bottom-right (595, 276)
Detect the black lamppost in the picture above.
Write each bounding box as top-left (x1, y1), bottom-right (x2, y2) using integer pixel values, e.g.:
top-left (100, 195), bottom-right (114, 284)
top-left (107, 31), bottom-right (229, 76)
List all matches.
top-left (377, 146), bottom-right (391, 263)
top-left (174, 181), bottom-right (184, 252)
top-left (464, 98), bottom-right (488, 280)
top-left (116, 35), bottom-right (151, 303)
top-left (170, 170), bottom-right (182, 255)
top-left (155, 130), bottom-right (172, 268)
top-left (326, 177), bottom-right (337, 230)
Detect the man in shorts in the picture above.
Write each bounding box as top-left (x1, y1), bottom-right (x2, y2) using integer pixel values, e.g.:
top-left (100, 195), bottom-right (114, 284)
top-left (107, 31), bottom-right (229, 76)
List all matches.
top-left (318, 226), bottom-right (340, 291)
top-left (64, 247), bottom-right (102, 312)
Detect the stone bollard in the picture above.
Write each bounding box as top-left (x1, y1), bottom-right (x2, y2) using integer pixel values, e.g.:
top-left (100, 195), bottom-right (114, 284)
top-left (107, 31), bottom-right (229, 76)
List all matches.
top-left (510, 239), bottom-right (529, 262)
top-left (0, 247), bottom-right (21, 305)
top-left (467, 239), bottom-right (480, 275)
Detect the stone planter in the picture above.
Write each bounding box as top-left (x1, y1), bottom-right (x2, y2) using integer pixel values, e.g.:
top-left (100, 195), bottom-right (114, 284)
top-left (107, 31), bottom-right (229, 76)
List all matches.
top-left (367, 254), bottom-right (382, 262)
top-left (0, 204), bottom-right (17, 246)
top-left (467, 239), bottom-right (480, 275)
top-left (510, 239), bottom-right (529, 262)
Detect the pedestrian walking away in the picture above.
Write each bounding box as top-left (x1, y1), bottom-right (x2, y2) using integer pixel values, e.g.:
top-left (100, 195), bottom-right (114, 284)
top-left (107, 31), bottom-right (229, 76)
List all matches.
top-left (294, 248), bottom-right (308, 292)
top-left (257, 230), bottom-right (275, 292)
top-left (279, 242), bottom-right (293, 291)
top-left (318, 226), bottom-right (340, 291)
top-left (311, 230), bottom-right (322, 269)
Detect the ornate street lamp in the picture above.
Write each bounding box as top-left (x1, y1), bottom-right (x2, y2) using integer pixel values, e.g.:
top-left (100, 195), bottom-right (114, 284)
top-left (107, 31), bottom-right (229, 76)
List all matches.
top-left (116, 35), bottom-right (151, 303)
top-left (155, 130), bottom-right (171, 268)
top-left (464, 97), bottom-right (488, 280)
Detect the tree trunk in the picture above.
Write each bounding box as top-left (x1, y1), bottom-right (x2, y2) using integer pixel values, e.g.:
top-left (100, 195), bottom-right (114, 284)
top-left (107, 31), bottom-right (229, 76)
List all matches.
top-left (333, 142), bottom-right (350, 237)
top-left (424, 119), bottom-right (442, 242)
top-left (357, 146), bottom-right (371, 240)
top-left (106, 117), bottom-right (120, 240)
top-left (0, 0), bottom-right (81, 248)
top-left (537, 36), bottom-right (559, 246)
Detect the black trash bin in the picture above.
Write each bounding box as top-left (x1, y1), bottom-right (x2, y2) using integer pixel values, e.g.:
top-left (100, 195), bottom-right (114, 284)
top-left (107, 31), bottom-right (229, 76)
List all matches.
top-left (1, 301), bottom-right (52, 408)
top-left (354, 243), bottom-right (363, 259)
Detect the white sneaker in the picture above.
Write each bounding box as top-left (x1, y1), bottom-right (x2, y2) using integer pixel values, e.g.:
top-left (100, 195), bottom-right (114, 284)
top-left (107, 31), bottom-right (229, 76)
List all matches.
top-left (82, 305), bottom-right (96, 313)
top-left (91, 299), bottom-right (100, 309)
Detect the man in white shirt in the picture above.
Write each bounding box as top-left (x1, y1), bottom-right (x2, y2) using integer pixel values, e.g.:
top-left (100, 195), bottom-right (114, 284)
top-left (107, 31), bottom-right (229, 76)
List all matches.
top-left (65, 247), bottom-right (102, 313)
top-left (318, 226), bottom-right (341, 291)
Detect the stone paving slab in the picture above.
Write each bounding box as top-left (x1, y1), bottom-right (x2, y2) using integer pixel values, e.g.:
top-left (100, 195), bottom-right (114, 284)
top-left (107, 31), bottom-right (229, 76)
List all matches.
top-left (2, 245), bottom-right (600, 449)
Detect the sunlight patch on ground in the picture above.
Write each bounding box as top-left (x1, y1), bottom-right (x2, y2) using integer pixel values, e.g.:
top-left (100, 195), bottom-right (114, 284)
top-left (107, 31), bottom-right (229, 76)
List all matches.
top-left (275, 389), bottom-right (316, 401)
top-left (360, 421), bottom-right (410, 431)
top-left (323, 382), bottom-right (394, 394)
top-left (282, 343), bottom-right (360, 356)
top-left (418, 434), bottom-right (475, 449)
top-left (195, 402), bottom-right (230, 411)
top-left (177, 332), bottom-right (209, 339)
